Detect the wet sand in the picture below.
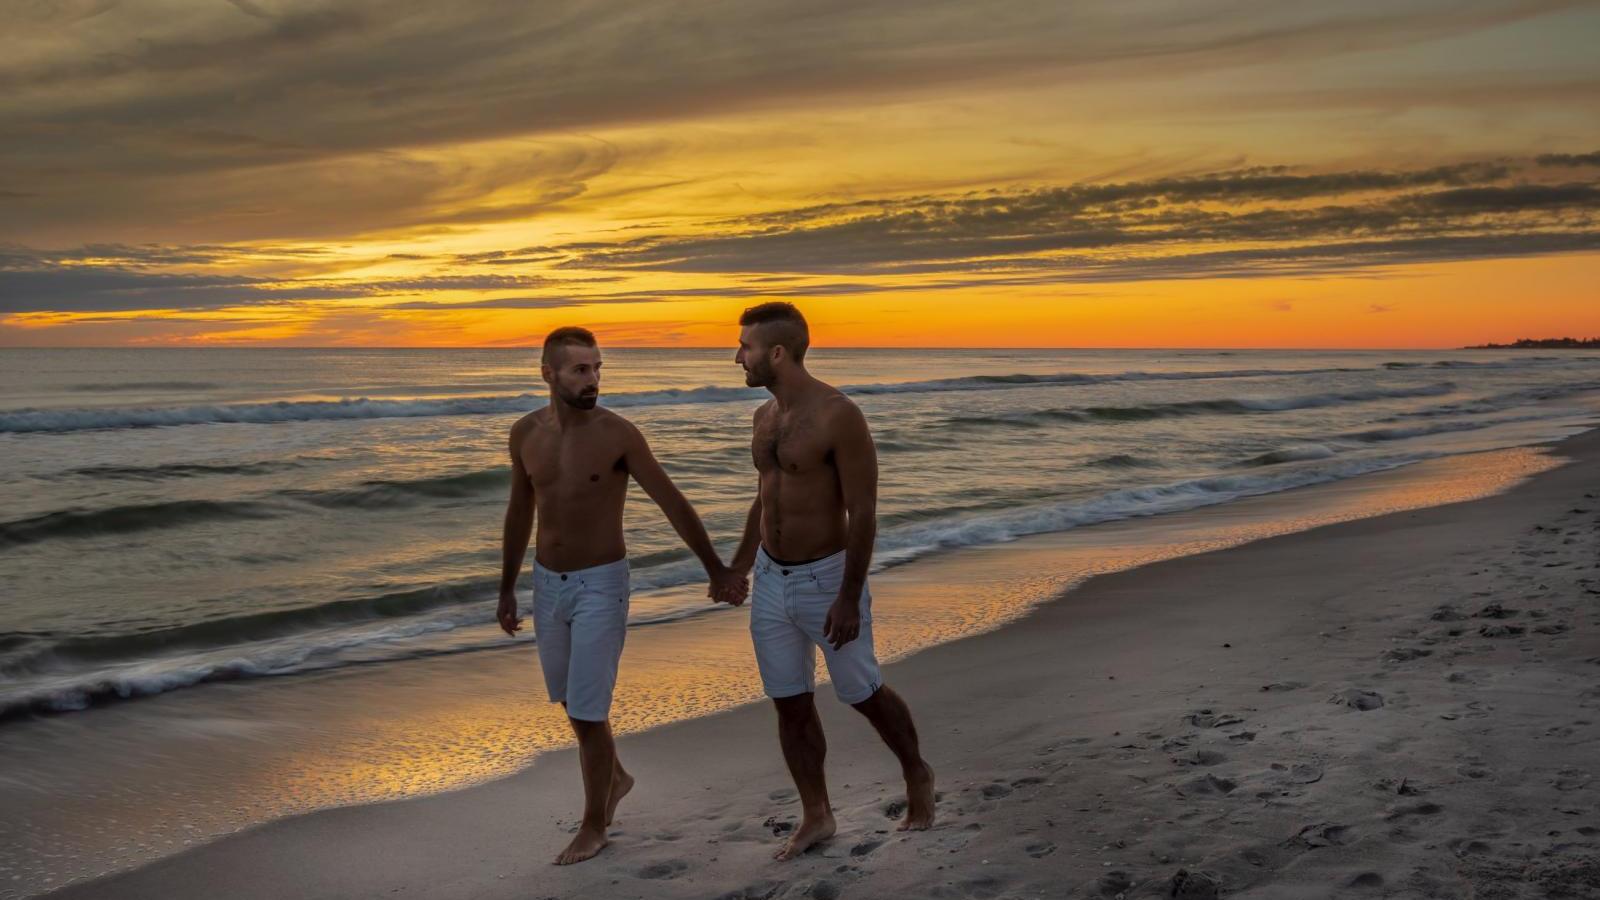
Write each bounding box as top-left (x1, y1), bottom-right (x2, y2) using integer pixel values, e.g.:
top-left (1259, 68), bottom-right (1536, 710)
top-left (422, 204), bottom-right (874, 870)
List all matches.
top-left (35, 432), bottom-right (1600, 899)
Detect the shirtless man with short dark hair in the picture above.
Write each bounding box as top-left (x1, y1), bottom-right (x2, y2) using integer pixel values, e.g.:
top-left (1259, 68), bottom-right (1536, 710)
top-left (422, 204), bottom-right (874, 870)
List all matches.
top-left (728, 303), bottom-right (936, 860)
top-left (498, 326), bottom-right (747, 865)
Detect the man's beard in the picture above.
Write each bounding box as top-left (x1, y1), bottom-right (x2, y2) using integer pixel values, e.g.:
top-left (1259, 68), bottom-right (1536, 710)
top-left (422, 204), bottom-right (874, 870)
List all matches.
top-left (743, 360), bottom-right (773, 388)
top-left (559, 388), bottom-right (599, 409)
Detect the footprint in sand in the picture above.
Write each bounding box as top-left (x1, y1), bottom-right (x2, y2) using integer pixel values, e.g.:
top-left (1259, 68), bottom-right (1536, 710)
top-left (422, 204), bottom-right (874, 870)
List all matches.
top-left (1260, 681), bottom-right (1307, 692)
top-left (1382, 647), bottom-right (1432, 662)
top-left (1282, 762), bottom-right (1324, 784)
top-left (1447, 837), bottom-right (1493, 857)
top-left (1096, 870), bottom-right (1134, 897)
top-left (980, 782), bottom-right (1013, 799)
top-left (1552, 768), bottom-right (1592, 791)
top-left (1184, 709), bottom-right (1245, 728)
top-left (1384, 802), bottom-right (1443, 821)
top-left (1024, 840), bottom-right (1056, 858)
top-left (922, 823), bottom-right (982, 856)
top-left (1346, 872), bottom-right (1384, 890)
top-left (1169, 868), bottom-right (1223, 899)
top-left (808, 879), bottom-right (842, 900)
top-left (1328, 688), bottom-right (1385, 711)
top-left (1179, 773), bottom-right (1238, 796)
top-left (849, 838), bottom-right (883, 858)
top-left (1174, 749), bottom-right (1228, 767)
top-left (957, 873), bottom-right (1009, 899)
top-left (635, 859), bottom-right (689, 880)
top-left (719, 880), bottom-right (785, 900)
top-left (1284, 822), bottom-right (1350, 848)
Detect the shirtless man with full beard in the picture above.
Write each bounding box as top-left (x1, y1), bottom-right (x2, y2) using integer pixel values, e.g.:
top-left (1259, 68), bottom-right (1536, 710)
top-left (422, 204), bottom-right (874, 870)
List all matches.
top-left (727, 302), bottom-right (936, 860)
top-left (498, 326), bottom-right (747, 865)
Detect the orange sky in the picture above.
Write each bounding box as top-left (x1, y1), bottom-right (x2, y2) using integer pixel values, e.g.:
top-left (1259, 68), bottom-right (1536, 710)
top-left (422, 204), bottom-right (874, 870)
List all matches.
top-left (2, 1), bottom-right (1597, 348)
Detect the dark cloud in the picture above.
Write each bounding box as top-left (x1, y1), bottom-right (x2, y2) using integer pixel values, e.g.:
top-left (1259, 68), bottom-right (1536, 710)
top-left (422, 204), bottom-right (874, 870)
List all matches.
top-left (544, 156), bottom-right (1600, 276)
top-left (0, 261), bottom-right (606, 313)
top-left (1535, 151), bottom-right (1600, 167)
top-left (1, 0), bottom-right (1587, 242)
top-left (0, 267), bottom-right (366, 313)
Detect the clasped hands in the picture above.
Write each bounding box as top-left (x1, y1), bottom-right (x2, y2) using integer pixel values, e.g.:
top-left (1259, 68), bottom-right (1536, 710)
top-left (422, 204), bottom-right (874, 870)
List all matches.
top-left (707, 563), bottom-right (750, 606)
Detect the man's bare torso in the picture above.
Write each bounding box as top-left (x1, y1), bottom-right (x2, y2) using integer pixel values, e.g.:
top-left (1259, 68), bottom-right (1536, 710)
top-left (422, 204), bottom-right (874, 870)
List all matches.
top-left (752, 389), bottom-right (855, 561)
top-left (513, 406), bottom-right (632, 571)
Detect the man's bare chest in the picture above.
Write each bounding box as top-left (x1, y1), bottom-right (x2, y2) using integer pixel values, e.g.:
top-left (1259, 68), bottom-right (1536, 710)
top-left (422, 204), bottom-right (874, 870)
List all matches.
top-left (754, 414), bottom-right (831, 475)
top-left (522, 434), bottom-right (625, 490)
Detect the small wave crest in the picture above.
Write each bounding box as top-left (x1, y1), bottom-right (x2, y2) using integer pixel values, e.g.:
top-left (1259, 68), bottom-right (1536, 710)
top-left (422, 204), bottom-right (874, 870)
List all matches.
top-left (1237, 445), bottom-right (1339, 467)
top-left (68, 381), bottom-right (221, 392)
top-left (1087, 453), bottom-right (1160, 469)
top-left (54, 460), bottom-right (304, 482)
top-left (941, 383), bottom-right (1456, 430)
top-left (0, 499), bottom-right (280, 550)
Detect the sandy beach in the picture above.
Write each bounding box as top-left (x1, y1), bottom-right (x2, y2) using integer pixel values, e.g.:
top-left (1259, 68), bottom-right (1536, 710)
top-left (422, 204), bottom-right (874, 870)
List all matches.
top-left (32, 428), bottom-right (1598, 899)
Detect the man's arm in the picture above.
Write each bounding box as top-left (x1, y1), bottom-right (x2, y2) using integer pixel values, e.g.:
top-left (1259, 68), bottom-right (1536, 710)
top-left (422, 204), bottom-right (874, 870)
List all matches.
top-left (729, 402), bottom-right (768, 575)
top-left (730, 495), bottom-right (763, 575)
top-left (497, 429), bottom-right (534, 636)
top-left (823, 398), bottom-right (878, 650)
top-left (622, 421), bottom-right (745, 604)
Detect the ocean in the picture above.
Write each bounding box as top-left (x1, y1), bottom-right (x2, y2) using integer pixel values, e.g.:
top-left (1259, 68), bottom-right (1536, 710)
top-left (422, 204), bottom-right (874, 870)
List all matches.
top-left (3, 347), bottom-right (1598, 720)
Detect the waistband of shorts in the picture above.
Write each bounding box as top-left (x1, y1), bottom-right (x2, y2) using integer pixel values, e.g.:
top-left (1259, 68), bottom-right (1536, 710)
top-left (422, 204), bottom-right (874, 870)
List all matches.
top-left (754, 545), bottom-right (846, 576)
top-left (533, 556), bottom-right (630, 581)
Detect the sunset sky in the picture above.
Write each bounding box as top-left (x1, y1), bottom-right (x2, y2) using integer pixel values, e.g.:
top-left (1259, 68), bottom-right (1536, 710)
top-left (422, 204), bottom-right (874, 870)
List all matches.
top-left (2, 0), bottom-right (1597, 348)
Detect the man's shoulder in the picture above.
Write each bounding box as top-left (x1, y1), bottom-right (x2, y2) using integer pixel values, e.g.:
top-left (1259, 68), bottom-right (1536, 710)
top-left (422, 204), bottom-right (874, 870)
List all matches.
top-left (590, 407), bottom-right (643, 442)
top-left (509, 408), bottom-right (546, 438)
top-left (815, 388), bottom-right (862, 421)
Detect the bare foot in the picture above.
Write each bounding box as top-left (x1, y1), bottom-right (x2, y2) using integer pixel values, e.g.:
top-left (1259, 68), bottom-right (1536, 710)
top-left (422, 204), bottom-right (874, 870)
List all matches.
top-left (774, 813), bottom-right (836, 860)
top-left (605, 770), bottom-right (634, 826)
top-left (553, 826), bottom-right (609, 865)
top-left (898, 763), bottom-right (936, 831)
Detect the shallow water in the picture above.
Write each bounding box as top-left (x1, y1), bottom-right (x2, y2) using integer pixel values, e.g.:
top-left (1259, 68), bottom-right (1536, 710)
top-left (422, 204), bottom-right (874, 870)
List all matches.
top-left (2, 348), bottom-right (1597, 719)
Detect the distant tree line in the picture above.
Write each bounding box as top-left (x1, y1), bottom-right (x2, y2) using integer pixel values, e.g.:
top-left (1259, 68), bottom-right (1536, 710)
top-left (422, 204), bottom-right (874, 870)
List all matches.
top-left (1467, 337), bottom-right (1600, 349)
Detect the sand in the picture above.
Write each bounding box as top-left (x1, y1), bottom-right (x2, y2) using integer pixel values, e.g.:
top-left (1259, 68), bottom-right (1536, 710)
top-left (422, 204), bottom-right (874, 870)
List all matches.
top-left (43, 432), bottom-right (1600, 899)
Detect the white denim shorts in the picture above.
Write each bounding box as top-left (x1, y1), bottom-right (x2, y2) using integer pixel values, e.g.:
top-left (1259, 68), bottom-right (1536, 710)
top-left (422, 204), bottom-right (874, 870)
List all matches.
top-left (750, 546), bottom-right (883, 704)
top-left (532, 557), bottom-right (631, 722)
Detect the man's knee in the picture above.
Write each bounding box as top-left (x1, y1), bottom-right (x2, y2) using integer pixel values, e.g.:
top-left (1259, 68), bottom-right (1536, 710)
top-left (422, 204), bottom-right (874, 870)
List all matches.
top-left (848, 683), bottom-right (889, 715)
top-left (773, 691), bottom-right (817, 722)
top-left (568, 714), bottom-right (612, 739)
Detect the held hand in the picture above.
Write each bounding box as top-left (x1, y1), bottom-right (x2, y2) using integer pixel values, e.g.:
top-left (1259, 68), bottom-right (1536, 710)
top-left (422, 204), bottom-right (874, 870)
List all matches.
top-left (496, 591), bottom-right (523, 637)
top-left (822, 594), bottom-right (861, 650)
top-left (708, 565), bottom-right (749, 606)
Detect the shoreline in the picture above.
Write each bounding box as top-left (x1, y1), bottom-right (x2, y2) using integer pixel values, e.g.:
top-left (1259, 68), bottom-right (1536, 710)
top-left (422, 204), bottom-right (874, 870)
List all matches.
top-left (30, 429), bottom-right (1600, 899)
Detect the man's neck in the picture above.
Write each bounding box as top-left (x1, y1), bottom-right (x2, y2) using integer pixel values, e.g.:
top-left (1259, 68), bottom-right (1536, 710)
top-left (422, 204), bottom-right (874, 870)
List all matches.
top-left (766, 368), bottom-right (814, 408)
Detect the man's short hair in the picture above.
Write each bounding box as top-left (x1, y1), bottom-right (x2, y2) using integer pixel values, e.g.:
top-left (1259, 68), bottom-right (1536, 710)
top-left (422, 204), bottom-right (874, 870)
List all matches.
top-left (739, 302), bottom-right (809, 362)
top-left (541, 326), bottom-right (597, 366)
